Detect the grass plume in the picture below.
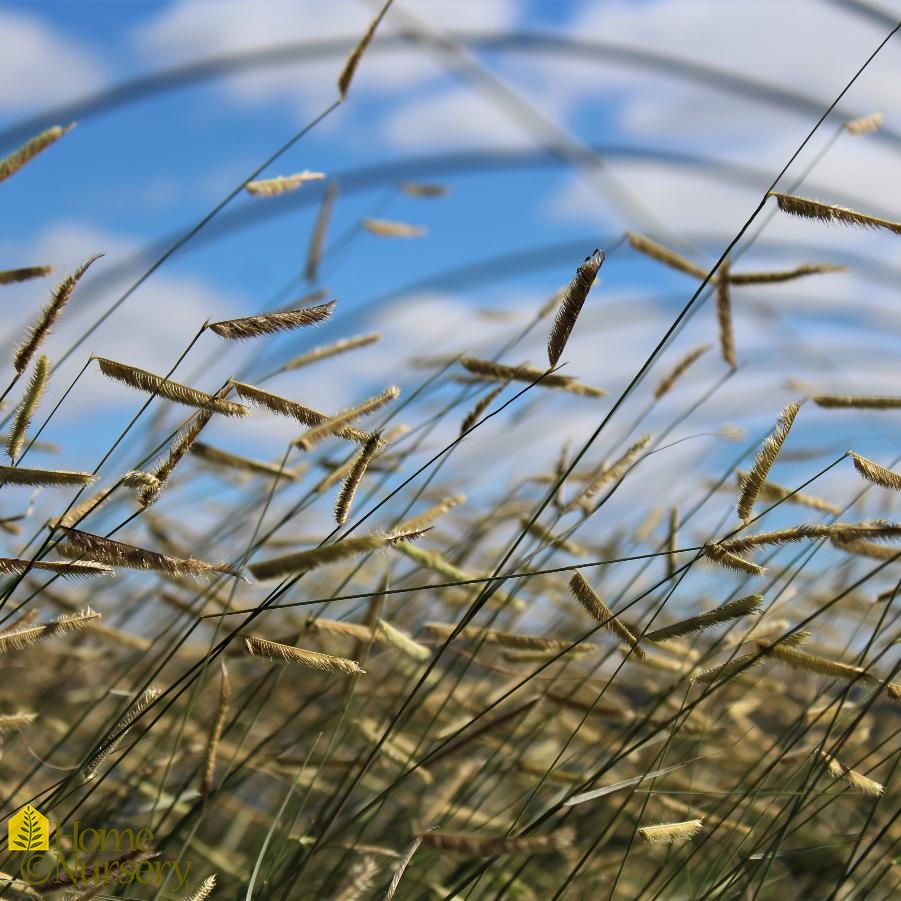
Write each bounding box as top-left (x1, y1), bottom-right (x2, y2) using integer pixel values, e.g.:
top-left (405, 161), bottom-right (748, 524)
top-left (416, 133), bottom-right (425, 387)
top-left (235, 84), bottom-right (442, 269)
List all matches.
top-left (245, 171), bottom-right (326, 196)
top-left (547, 248), bottom-right (605, 367)
top-left (769, 191), bottom-right (901, 235)
top-left (0, 608), bottom-right (99, 655)
top-left (209, 301), bottom-right (336, 339)
top-left (0, 265), bottom-right (53, 285)
top-left (7, 355), bottom-right (50, 461)
top-left (569, 571), bottom-right (645, 658)
top-left (654, 345), bottom-right (711, 399)
top-left (737, 400), bottom-right (801, 520)
top-left (362, 218), bottom-right (426, 238)
top-left (55, 526), bottom-right (243, 580)
top-left (851, 452), bottom-right (901, 491)
top-left (14, 255), bottom-right (100, 374)
top-left (0, 123), bottom-right (74, 184)
top-left (283, 333), bottom-right (380, 371)
top-left (96, 357), bottom-right (248, 416)
top-left (335, 433), bottom-right (381, 525)
top-left (243, 636), bottom-right (364, 675)
top-left (645, 594), bottom-right (762, 643)
top-left (638, 820), bottom-right (703, 844)
top-left (249, 528), bottom-right (425, 580)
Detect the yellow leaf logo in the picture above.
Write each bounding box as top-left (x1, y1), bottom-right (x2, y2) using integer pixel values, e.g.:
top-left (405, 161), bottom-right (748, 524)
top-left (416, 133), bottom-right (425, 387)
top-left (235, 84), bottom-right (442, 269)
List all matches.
top-left (8, 805), bottom-right (49, 851)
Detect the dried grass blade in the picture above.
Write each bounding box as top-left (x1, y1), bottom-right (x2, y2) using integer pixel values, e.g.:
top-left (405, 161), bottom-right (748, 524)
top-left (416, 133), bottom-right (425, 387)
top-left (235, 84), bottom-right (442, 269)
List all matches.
top-left (331, 856), bottom-right (379, 901)
top-left (693, 652), bottom-right (765, 685)
top-left (520, 517), bottom-right (584, 555)
top-left (185, 876), bottom-right (217, 901)
top-left (831, 537), bottom-right (900, 560)
top-left (460, 357), bottom-right (604, 397)
top-left (565, 755), bottom-right (711, 807)
top-left (398, 494), bottom-right (465, 533)
top-left (231, 381), bottom-right (373, 444)
top-left (0, 712), bottom-right (37, 734)
top-left (667, 507), bottom-right (679, 578)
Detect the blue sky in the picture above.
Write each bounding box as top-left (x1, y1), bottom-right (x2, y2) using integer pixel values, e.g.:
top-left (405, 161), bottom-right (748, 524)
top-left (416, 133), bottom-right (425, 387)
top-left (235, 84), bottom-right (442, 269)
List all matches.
top-left (2, 0), bottom-right (901, 536)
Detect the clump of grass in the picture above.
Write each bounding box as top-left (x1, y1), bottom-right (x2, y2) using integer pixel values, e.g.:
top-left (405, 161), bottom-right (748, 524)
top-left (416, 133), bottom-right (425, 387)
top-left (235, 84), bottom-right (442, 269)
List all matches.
top-left (2, 11), bottom-right (900, 900)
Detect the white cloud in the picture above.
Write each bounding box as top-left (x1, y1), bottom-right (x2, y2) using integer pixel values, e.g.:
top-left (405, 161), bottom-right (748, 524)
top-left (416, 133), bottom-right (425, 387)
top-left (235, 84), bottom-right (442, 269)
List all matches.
top-left (381, 85), bottom-right (536, 150)
top-left (2, 223), bottom-right (250, 439)
top-left (133, 0), bottom-right (519, 120)
top-left (0, 10), bottom-right (107, 112)
top-left (561, 0), bottom-right (901, 186)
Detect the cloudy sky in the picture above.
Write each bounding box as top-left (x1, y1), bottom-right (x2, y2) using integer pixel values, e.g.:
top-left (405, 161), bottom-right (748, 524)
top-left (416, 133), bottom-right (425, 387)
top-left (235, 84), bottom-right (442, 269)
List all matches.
top-left (1, 0), bottom-right (900, 541)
